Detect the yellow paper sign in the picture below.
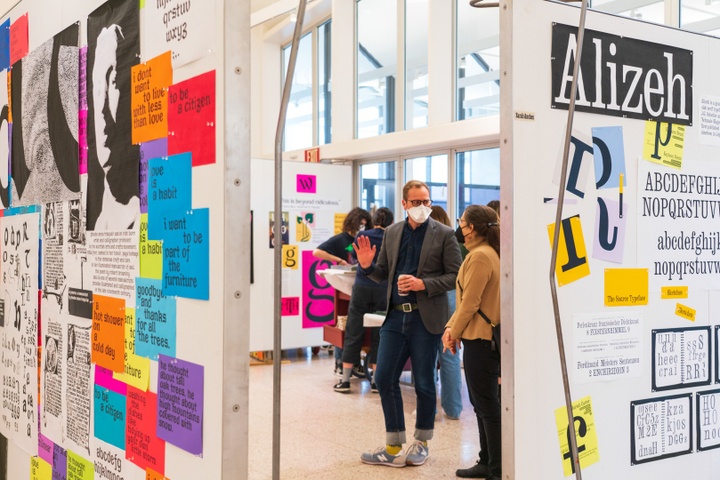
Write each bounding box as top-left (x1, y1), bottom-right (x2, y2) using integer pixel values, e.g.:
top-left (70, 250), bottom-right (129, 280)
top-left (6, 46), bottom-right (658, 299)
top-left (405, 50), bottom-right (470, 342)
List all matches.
top-left (131, 51), bottom-right (172, 144)
top-left (67, 450), bottom-right (94, 480)
top-left (547, 215), bottom-right (590, 286)
top-left (114, 308), bottom-right (151, 391)
top-left (296, 214), bottom-right (313, 242)
top-left (334, 213), bottom-right (347, 235)
top-left (555, 396), bottom-right (600, 477)
top-left (604, 269), bottom-right (648, 306)
top-left (140, 214), bottom-right (162, 279)
top-left (643, 121), bottom-right (684, 169)
top-left (675, 303), bottom-right (696, 321)
top-left (282, 244), bottom-right (299, 269)
top-left (30, 457), bottom-right (51, 480)
top-left (661, 286), bottom-right (688, 299)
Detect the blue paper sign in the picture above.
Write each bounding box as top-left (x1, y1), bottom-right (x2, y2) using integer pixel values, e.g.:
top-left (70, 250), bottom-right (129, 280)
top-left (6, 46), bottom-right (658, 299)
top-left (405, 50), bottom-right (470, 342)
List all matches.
top-left (592, 126), bottom-right (626, 190)
top-left (0, 20), bottom-right (10, 70)
top-left (135, 277), bottom-right (177, 360)
top-left (93, 385), bottom-right (126, 450)
top-left (162, 208), bottom-right (209, 300)
top-left (148, 152), bottom-right (192, 239)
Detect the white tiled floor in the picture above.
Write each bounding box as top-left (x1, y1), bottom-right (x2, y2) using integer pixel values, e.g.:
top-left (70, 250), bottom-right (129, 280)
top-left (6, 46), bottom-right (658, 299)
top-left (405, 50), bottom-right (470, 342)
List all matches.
top-left (248, 348), bottom-right (481, 479)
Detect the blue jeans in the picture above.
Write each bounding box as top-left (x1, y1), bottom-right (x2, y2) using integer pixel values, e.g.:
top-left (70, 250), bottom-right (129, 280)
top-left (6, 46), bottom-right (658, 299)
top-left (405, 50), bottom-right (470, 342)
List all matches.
top-left (374, 310), bottom-right (441, 445)
top-left (436, 291), bottom-right (462, 418)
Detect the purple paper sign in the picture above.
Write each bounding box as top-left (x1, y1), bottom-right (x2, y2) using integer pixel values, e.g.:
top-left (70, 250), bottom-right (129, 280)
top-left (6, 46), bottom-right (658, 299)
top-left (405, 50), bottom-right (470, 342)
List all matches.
top-left (53, 443), bottom-right (67, 480)
top-left (296, 174), bottom-right (316, 194)
top-left (139, 138), bottom-right (168, 214)
top-left (592, 196), bottom-right (626, 264)
top-left (79, 47), bottom-right (87, 111)
top-left (157, 354), bottom-right (204, 455)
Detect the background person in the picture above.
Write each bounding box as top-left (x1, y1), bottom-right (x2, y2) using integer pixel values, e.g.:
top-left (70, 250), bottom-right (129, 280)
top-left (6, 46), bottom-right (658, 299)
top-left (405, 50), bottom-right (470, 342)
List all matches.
top-left (428, 205), bottom-right (463, 420)
top-left (334, 207), bottom-right (394, 393)
top-left (314, 207), bottom-right (373, 376)
top-left (354, 180), bottom-right (461, 468)
top-left (443, 205), bottom-right (501, 479)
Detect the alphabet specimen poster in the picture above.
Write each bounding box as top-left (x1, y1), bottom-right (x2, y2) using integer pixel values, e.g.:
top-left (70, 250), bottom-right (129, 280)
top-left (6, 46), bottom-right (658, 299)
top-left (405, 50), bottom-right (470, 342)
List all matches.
top-left (0, 0), bottom-right (217, 476)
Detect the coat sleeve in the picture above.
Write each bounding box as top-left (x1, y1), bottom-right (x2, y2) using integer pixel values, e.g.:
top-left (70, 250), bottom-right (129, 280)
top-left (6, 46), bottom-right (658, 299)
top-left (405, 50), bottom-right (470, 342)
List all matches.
top-left (422, 228), bottom-right (462, 298)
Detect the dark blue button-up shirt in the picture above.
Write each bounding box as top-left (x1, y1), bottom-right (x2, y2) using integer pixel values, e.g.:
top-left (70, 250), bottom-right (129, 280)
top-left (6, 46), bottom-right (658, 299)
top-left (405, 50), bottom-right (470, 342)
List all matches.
top-left (390, 219), bottom-right (428, 305)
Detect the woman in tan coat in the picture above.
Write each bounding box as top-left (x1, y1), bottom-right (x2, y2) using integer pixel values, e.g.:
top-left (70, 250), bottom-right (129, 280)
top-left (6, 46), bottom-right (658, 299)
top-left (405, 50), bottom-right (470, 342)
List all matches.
top-left (443, 204), bottom-right (500, 479)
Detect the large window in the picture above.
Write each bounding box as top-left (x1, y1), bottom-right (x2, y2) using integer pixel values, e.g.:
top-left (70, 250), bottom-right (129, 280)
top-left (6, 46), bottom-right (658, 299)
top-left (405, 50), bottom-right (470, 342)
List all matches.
top-left (282, 21), bottom-right (332, 151)
top-left (360, 161), bottom-right (397, 214)
top-left (589, 0), bottom-right (666, 25)
top-left (681, 0), bottom-right (720, 35)
top-left (357, 0), bottom-right (397, 138)
top-left (404, 154), bottom-right (448, 212)
top-left (456, 148), bottom-right (500, 217)
top-left (405, 0), bottom-right (429, 130)
top-left (456, 0), bottom-right (500, 121)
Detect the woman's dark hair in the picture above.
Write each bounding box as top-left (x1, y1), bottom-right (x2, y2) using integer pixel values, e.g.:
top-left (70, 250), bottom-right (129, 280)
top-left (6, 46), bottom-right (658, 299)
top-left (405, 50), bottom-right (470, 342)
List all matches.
top-left (487, 200), bottom-right (500, 216)
top-left (342, 207), bottom-right (373, 234)
top-left (372, 207), bottom-right (394, 228)
top-left (429, 205), bottom-right (451, 228)
top-left (463, 204), bottom-right (500, 257)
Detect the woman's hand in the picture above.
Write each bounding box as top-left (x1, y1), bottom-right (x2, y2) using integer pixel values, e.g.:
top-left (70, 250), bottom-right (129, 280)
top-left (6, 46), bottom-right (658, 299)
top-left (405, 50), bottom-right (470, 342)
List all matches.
top-left (352, 235), bottom-right (376, 269)
top-left (442, 328), bottom-right (460, 354)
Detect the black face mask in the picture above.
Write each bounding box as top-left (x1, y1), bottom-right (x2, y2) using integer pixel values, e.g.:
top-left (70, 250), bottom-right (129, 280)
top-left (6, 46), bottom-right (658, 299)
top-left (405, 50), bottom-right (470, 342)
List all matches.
top-left (454, 226), bottom-right (466, 244)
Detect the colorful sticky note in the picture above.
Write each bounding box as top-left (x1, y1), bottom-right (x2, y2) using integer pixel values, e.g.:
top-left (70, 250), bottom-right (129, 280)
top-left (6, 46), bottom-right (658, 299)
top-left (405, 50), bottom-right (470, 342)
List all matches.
top-left (157, 355), bottom-right (204, 455)
top-left (94, 365), bottom-right (127, 395)
top-left (555, 396), bottom-right (600, 476)
top-left (547, 215), bottom-right (590, 286)
top-left (91, 295), bottom-right (126, 372)
top-left (296, 213), bottom-right (314, 242)
top-left (140, 214), bottom-right (163, 279)
top-left (38, 434), bottom-right (54, 465)
top-left (675, 303), bottom-right (696, 321)
top-left (296, 174), bottom-right (316, 193)
top-left (643, 121), bottom-right (685, 169)
top-left (31, 456), bottom-right (52, 480)
top-left (9, 14), bottom-right (28, 65)
top-left (131, 51), bottom-right (172, 144)
top-left (147, 152), bottom-right (192, 240)
top-left (661, 286), bottom-right (688, 299)
top-left (301, 250), bottom-right (334, 328)
top-left (127, 387), bottom-right (166, 473)
top-left (0, 19), bottom-right (10, 71)
top-left (114, 308), bottom-right (151, 391)
top-left (67, 450), bottom-right (93, 480)
top-left (78, 110), bottom-right (88, 175)
top-left (139, 138), bottom-right (168, 214)
top-left (168, 70), bottom-right (216, 166)
top-left (161, 208), bottom-right (209, 300)
top-left (53, 443), bottom-right (67, 480)
top-left (604, 269), bottom-right (648, 307)
top-left (146, 468), bottom-right (170, 480)
top-left (592, 197), bottom-right (626, 264)
top-left (282, 244), bottom-right (299, 270)
top-left (334, 213), bottom-right (347, 235)
top-left (93, 385), bottom-right (126, 450)
top-left (281, 297), bottom-right (299, 316)
top-left (135, 278), bottom-right (177, 360)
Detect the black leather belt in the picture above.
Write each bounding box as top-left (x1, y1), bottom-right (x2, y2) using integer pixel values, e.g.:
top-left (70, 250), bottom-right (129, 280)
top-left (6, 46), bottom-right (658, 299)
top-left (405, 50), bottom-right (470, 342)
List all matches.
top-left (392, 303), bottom-right (418, 312)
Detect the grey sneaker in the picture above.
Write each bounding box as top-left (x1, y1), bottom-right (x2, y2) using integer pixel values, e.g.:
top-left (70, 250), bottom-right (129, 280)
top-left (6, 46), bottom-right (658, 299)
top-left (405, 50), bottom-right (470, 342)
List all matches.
top-left (405, 440), bottom-right (429, 466)
top-left (360, 446), bottom-right (407, 467)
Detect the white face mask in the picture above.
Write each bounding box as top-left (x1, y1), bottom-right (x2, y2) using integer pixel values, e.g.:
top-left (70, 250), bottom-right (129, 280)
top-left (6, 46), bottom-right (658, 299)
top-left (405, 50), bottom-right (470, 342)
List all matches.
top-left (407, 205), bottom-right (432, 224)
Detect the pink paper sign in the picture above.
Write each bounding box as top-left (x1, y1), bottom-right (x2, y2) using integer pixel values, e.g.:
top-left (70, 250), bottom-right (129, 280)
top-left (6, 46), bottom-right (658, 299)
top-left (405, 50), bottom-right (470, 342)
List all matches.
top-left (301, 250), bottom-right (334, 328)
top-left (281, 297), bottom-right (299, 316)
top-left (95, 364), bottom-right (127, 396)
top-left (296, 174), bottom-right (316, 194)
top-left (168, 70), bottom-right (215, 166)
top-left (9, 14), bottom-right (28, 65)
top-left (79, 110), bottom-right (88, 174)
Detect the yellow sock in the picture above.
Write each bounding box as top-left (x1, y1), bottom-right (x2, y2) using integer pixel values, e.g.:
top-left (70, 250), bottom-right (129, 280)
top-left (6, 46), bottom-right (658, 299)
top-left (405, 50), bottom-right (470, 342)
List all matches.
top-left (386, 444), bottom-right (402, 455)
top-left (420, 440), bottom-right (427, 446)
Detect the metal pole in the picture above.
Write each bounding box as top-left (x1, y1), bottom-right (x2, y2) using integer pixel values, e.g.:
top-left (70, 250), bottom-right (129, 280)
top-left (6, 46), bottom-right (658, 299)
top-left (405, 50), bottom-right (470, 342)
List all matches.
top-left (272, 2), bottom-right (307, 479)
top-left (548, 1), bottom-right (589, 479)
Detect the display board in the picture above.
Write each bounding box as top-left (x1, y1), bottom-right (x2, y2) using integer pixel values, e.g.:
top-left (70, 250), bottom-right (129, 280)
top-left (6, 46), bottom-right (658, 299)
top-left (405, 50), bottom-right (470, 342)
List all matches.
top-left (506, 1), bottom-right (720, 478)
top-left (249, 158), bottom-right (353, 351)
top-left (0, 0), bottom-right (249, 479)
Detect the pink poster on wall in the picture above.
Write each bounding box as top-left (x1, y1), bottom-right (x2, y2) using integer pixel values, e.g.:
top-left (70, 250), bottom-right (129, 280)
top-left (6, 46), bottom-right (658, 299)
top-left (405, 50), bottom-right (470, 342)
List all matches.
top-left (301, 250), bottom-right (335, 329)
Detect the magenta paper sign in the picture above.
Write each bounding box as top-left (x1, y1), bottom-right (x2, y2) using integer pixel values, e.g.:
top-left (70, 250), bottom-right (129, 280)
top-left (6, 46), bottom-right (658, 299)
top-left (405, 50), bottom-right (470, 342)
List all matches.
top-left (301, 250), bottom-right (334, 328)
top-left (281, 297), bottom-right (299, 316)
top-left (296, 174), bottom-right (316, 193)
top-left (94, 365), bottom-right (127, 395)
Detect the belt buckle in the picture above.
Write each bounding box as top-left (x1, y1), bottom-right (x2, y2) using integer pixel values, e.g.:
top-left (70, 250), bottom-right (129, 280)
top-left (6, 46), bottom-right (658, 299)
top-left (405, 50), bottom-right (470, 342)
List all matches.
top-left (401, 303), bottom-right (412, 313)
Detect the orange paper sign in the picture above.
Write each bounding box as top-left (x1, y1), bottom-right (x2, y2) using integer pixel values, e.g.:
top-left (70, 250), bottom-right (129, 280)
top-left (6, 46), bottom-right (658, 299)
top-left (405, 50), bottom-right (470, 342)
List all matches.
top-left (131, 51), bottom-right (172, 144)
top-left (91, 295), bottom-right (126, 372)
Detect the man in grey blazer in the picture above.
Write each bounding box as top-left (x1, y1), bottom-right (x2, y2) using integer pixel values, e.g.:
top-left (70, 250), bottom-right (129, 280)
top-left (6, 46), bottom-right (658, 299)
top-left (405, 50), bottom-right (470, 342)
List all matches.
top-left (354, 180), bottom-right (462, 468)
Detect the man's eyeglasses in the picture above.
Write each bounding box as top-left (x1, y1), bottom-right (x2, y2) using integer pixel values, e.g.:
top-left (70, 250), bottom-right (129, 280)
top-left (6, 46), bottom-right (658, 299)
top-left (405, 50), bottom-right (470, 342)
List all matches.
top-left (407, 199), bottom-right (432, 207)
